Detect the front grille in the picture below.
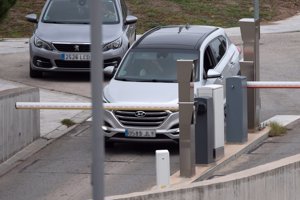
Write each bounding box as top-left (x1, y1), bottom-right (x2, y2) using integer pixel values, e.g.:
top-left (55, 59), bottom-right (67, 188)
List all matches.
top-left (53, 43), bottom-right (90, 52)
top-left (114, 110), bottom-right (169, 127)
top-left (55, 60), bottom-right (90, 68)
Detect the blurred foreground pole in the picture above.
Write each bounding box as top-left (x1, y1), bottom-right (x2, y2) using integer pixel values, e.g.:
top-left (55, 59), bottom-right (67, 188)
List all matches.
top-left (254, 0), bottom-right (259, 20)
top-left (90, 0), bottom-right (104, 200)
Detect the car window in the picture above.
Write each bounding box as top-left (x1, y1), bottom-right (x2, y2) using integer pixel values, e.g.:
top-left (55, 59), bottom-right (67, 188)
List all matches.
top-left (209, 37), bottom-right (226, 63)
top-left (115, 49), bottom-right (199, 82)
top-left (203, 36), bottom-right (227, 77)
top-left (42, 0), bottom-right (120, 24)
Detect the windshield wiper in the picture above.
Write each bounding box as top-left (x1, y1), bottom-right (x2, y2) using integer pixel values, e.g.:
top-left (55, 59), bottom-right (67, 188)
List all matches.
top-left (135, 79), bottom-right (175, 83)
top-left (115, 77), bottom-right (130, 81)
top-left (43, 20), bottom-right (89, 24)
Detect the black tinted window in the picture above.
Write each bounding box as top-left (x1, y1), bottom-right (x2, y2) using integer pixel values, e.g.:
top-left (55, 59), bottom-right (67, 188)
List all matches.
top-left (209, 37), bottom-right (226, 63)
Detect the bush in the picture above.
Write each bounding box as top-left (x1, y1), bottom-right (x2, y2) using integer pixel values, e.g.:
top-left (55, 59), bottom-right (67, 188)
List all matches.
top-left (268, 121), bottom-right (287, 137)
top-left (0, 0), bottom-right (17, 21)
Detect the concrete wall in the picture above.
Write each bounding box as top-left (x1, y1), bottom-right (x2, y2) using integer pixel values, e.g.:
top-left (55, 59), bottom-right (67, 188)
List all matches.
top-left (107, 154), bottom-right (300, 200)
top-left (0, 87), bottom-right (40, 163)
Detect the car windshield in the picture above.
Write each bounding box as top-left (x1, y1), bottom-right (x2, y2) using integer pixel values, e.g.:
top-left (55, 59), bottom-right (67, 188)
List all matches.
top-left (115, 49), bottom-right (199, 82)
top-left (42, 0), bottom-right (120, 24)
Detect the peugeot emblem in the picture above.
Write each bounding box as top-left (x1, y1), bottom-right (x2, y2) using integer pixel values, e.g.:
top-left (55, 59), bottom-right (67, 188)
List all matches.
top-left (74, 45), bottom-right (80, 52)
top-left (135, 111), bottom-right (146, 118)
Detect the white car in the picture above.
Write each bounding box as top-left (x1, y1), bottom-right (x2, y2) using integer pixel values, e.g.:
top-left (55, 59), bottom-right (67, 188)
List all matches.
top-left (103, 25), bottom-right (241, 144)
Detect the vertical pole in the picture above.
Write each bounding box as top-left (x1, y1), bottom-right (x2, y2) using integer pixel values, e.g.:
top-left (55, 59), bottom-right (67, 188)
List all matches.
top-left (90, 0), bottom-right (104, 200)
top-left (254, 0), bottom-right (259, 20)
top-left (177, 60), bottom-right (195, 178)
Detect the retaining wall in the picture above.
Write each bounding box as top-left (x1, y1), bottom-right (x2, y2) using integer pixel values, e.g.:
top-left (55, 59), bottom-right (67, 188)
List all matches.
top-left (0, 87), bottom-right (40, 163)
top-left (107, 154), bottom-right (300, 200)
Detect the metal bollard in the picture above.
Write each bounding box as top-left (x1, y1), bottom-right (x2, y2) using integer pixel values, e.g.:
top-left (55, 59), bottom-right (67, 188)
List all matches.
top-left (226, 76), bottom-right (248, 143)
top-left (194, 97), bottom-right (214, 164)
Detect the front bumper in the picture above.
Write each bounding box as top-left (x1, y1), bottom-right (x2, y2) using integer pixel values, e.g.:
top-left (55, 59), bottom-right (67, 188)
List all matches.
top-left (103, 110), bottom-right (180, 142)
top-left (29, 38), bottom-right (127, 72)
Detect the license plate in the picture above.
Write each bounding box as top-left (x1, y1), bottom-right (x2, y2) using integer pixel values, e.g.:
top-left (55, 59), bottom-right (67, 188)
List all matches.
top-left (61, 53), bottom-right (91, 61)
top-left (125, 129), bottom-right (156, 138)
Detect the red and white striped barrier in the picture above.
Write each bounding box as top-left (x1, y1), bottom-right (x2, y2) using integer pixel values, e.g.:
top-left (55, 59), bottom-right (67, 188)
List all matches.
top-left (247, 81), bottom-right (300, 89)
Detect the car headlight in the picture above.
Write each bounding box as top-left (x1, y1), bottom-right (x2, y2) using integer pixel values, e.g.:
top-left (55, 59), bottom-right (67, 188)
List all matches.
top-left (103, 38), bottom-right (122, 52)
top-left (103, 95), bottom-right (110, 103)
top-left (34, 36), bottom-right (53, 51)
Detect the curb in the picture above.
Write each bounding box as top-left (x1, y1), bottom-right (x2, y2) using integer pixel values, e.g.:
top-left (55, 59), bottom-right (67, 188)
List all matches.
top-left (0, 110), bottom-right (91, 177)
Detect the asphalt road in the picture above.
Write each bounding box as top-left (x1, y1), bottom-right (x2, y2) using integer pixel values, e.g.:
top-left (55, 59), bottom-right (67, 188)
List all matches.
top-left (0, 121), bottom-right (179, 200)
top-left (0, 31), bottom-right (300, 199)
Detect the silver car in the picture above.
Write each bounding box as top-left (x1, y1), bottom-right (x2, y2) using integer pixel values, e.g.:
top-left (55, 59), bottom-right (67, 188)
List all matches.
top-left (103, 25), bottom-right (241, 144)
top-left (26, 0), bottom-right (137, 78)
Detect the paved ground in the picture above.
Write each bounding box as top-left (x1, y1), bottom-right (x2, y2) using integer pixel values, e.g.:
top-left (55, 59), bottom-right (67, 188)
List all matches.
top-left (207, 118), bottom-right (300, 179)
top-left (0, 121), bottom-right (180, 200)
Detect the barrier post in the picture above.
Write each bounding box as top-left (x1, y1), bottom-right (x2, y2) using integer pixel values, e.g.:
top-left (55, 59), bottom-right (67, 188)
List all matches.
top-left (226, 76), bottom-right (248, 143)
top-left (239, 17), bottom-right (261, 132)
top-left (177, 60), bottom-right (195, 178)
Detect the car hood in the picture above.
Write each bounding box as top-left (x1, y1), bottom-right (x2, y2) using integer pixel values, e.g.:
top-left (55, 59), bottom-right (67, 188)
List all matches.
top-left (35, 23), bottom-right (122, 44)
top-left (104, 79), bottom-right (179, 103)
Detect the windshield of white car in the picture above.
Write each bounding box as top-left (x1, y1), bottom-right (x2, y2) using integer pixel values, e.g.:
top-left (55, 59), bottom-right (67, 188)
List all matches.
top-left (115, 49), bottom-right (199, 82)
top-left (42, 0), bottom-right (120, 24)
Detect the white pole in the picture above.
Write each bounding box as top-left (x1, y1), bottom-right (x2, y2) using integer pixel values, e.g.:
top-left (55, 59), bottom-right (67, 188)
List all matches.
top-left (156, 150), bottom-right (170, 189)
top-left (90, 0), bottom-right (104, 199)
top-left (15, 102), bottom-right (179, 111)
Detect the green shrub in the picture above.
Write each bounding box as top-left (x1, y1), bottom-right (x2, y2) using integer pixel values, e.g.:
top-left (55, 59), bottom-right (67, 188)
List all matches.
top-left (0, 0), bottom-right (17, 21)
top-left (61, 119), bottom-right (76, 128)
top-left (268, 121), bottom-right (287, 137)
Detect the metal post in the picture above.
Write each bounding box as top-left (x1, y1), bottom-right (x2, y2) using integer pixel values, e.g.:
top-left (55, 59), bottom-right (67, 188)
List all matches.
top-left (226, 76), bottom-right (248, 143)
top-left (254, 0), bottom-right (260, 20)
top-left (90, 0), bottom-right (104, 199)
top-left (177, 60), bottom-right (195, 178)
top-left (239, 16), bottom-right (260, 132)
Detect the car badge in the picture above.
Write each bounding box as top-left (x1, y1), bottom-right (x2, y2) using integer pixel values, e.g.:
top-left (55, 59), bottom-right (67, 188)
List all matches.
top-left (74, 45), bottom-right (80, 52)
top-left (135, 111), bottom-right (146, 118)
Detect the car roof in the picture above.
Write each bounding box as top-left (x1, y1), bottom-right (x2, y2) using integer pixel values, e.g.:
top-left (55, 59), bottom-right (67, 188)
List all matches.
top-left (134, 25), bottom-right (218, 50)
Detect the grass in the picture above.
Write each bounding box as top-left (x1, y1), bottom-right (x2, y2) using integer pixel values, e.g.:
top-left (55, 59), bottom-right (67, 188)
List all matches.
top-left (0, 0), bottom-right (300, 37)
top-left (268, 121), bottom-right (287, 137)
top-left (61, 119), bottom-right (76, 128)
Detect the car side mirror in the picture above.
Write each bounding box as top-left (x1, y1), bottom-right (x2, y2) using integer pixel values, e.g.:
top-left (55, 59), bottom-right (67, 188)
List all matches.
top-left (26, 14), bottom-right (38, 23)
top-left (207, 69), bottom-right (222, 79)
top-left (125, 15), bottom-right (137, 25)
top-left (104, 66), bottom-right (116, 77)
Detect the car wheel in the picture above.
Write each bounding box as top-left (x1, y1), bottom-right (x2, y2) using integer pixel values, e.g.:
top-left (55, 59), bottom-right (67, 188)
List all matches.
top-left (29, 63), bottom-right (43, 78)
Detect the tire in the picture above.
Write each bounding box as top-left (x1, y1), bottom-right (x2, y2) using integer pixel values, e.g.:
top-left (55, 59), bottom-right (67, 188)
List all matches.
top-left (29, 64), bottom-right (43, 78)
